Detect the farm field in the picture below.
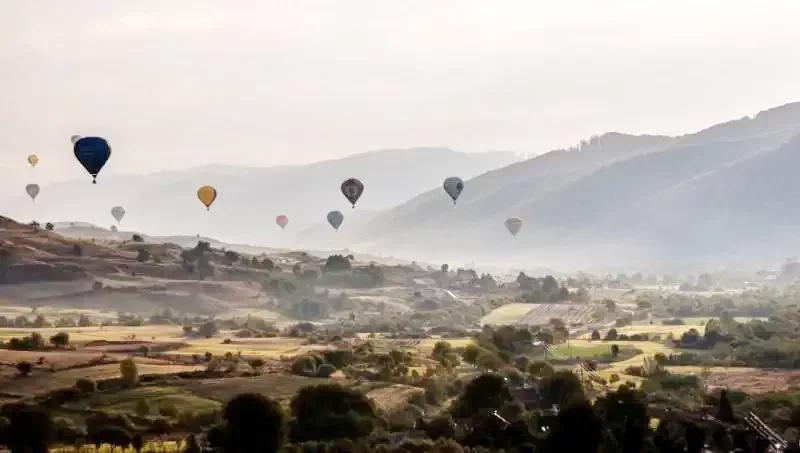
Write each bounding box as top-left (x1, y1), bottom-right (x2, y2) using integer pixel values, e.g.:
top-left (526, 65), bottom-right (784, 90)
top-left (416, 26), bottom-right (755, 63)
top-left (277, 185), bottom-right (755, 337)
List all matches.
top-left (0, 362), bottom-right (205, 397)
top-left (480, 303), bottom-right (597, 326)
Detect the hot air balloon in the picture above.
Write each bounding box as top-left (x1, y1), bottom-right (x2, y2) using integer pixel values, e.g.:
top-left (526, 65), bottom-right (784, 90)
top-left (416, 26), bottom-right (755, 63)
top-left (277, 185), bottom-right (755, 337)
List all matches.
top-left (341, 178), bottom-right (364, 208)
top-left (276, 215), bottom-right (289, 230)
top-left (505, 217), bottom-right (523, 238)
top-left (70, 135), bottom-right (82, 144)
top-left (27, 154), bottom-right (39, 167)
top-left (443, 177), bottom-right (464, 204)
top-left (111, 206), bottom-right (126, 224)
top-left (197, 185), bottom-right (217, 210)
top-left (327, 210), bottom-right (344, 231)
top-left (25, 184), bottom-right (40, 201)
top-left (73, 137), bottom-right (111, 183)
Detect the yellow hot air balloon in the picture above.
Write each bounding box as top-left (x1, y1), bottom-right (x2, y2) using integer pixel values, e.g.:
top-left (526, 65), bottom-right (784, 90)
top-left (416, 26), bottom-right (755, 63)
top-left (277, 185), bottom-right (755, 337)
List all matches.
top-left (197, 185), bottom-right (217, 210)
top-left (27, 154), bottom-right (39, 167)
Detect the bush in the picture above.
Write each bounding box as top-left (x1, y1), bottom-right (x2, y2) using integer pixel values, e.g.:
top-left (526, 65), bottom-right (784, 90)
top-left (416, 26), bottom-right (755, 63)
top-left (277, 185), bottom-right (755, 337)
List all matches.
top-left (135, 400), bottom-right (151, 416)
top-left (16, 361), bottom-right (33, 376)
top-left (136, 249), bottom-right (150, 262)
top-left (76, 378), bottom-right (97, 394)
top-left (290, 383), bottom-right (378, 441)
top-left (120, 358), bottom-right (138, 387)
top-left (609, 374), bottom-right (620, 384)
top-left (316, 363), bottom-right (336, 378)
top-left (322, 349), bottom-right (354, 369)
top-left (50, 332), bottom-right (69, 347)
top-left (292, 356), bottom-right (318, 377)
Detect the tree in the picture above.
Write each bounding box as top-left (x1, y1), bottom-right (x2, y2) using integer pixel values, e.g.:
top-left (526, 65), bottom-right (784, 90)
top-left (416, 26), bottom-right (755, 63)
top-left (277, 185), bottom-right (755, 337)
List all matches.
top-left (545, 400), bottom-right (603, 453)
top-left (604, 299), bottom-right (617, 312)
top-left (461, 345), bottom-right (481, 365)
top-left (539, 371), bottom-right (585, 408)
top-left (316, 363), bottom-right (336, 378)
top-left (136, 249), bottom-right (150, 262)
top-left (198, 321), bottom-right (219, 338)
top-left (120, 358), bottom-right (138, 387)
top-left (45, 223), bottom-right (54, 231)
top-left (223, 250), bottom-right (240, 266)
top-left (290, 383), bottom-right (378, 441)
top-left (50, 332), bottom-right (69, 347)
top-left (605, 329), bottom-right (619, 341)
top-left (131, 234), bottom-right (144, 242)
top-left (6, 405), bottom-right (55, 453)
top-left (78, 314), bottom-right (92, 327)
top-left (16, 361), bottom-right (33, 376)
top-left (71, 244), bottom-right (83, 256)
top-left (441, 264), bottom-right (449, 273)
top-left (325, 255), bottom-right (351, 272)
top-left (591, 330), bottom-right (601, 341)
top-left (528, 361), bottom-right (555, 378)
top-left (610, 344), bottom-right (620, 358)
top-left (717, 389), bottom-right (736, 424)
top-left (451, 373), bottom-right (513, 418)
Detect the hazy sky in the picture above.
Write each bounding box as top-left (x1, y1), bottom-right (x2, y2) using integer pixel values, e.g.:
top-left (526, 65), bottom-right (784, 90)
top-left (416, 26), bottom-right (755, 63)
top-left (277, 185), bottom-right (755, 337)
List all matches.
top-left (3, 0), bottom-right (800, 185)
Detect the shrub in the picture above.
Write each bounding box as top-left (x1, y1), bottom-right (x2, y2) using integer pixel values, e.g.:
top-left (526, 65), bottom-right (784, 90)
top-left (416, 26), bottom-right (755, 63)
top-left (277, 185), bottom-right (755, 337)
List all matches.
top-left (50, 332), bottom-right (69, 347)
top-left (292, 356), bottom-right (317, 377)
top-left (16, 361), bottom-right (33, 376)
top-left (76, 378), bottom-right (97, 394)
top-left (120, 358), bottom-right (138, 387)
top-left (316, 363), bottom-right (336, 378)
top-left (135, 400), bottom-right (151, 416)
top-left (609, 374), bottom-right (620, 384)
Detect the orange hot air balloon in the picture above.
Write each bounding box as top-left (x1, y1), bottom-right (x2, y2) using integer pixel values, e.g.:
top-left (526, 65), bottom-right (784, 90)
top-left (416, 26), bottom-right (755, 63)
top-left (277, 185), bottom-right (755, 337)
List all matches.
top-left (27, 154), bottom-right (39, 167)
top-left (197, 185), bottom-right (218, 210)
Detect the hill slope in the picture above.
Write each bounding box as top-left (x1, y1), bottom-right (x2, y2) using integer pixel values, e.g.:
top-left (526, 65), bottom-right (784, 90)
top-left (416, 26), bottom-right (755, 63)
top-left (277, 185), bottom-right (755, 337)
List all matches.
top-left (347, 103), bottom-right (800, 269)
top-left (1, 148), bottom-right (518, 247)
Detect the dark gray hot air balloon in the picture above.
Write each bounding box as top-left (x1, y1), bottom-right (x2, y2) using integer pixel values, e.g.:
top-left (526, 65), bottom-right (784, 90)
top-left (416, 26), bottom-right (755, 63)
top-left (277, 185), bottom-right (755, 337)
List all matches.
top-left (341, 178), bottom-right (364, 208)
top-left (327, 210), bottom-right (344, 231)
top-left (504, 217), bottom-right (523, 238)
top-left (443, 177), bottom-right (464, 204)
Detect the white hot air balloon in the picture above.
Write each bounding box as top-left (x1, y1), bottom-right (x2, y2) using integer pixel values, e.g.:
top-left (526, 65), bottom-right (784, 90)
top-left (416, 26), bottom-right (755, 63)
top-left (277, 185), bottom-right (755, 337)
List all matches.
top-left (70, 135), bottom-right (82, 144)
top-left (505, 217), bottom-right (523, 238)
top-left (327, 210), bottom-right (344, 231)
top-left (25, 183), bottom-right (40, 201)
top-left (111, 206), bottom-right (126, 224)
top-left (443, 177), bottom-right (464, 204)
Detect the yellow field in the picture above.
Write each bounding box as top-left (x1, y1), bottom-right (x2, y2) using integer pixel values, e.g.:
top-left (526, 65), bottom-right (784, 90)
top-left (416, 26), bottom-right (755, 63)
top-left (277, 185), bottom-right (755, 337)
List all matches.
top-left (415, 338), bottom-right (474, 353)
top-left (567, 340), bottom-right (678, 388)
top-left (172, 337), bottom-right (322, 359)
top-left (479, 304), bottom-right (535, 325)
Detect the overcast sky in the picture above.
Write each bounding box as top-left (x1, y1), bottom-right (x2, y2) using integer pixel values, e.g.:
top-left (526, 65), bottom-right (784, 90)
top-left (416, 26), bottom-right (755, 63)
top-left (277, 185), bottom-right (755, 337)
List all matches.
top-left (3, 0), bottom-right (800, 186)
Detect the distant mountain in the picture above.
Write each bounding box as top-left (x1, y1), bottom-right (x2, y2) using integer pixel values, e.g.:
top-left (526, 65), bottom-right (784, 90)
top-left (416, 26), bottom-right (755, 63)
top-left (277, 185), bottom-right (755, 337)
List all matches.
top-left (346, 103), bottom-right (800, 270)
top-left (1, 148), bottom-right (519, 247)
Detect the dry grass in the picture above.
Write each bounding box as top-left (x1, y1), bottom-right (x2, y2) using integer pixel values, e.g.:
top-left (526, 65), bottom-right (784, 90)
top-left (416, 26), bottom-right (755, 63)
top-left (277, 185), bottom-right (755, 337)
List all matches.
top-left (366, 384), bottom-right (424, 413)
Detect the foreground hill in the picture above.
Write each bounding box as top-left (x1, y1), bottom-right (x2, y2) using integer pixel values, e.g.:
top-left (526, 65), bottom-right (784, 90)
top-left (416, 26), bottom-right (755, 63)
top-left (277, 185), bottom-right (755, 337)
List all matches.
top-left (347, 102), bottom-right (800, 270)
top-left (1, 147), bottom-right (518, 248)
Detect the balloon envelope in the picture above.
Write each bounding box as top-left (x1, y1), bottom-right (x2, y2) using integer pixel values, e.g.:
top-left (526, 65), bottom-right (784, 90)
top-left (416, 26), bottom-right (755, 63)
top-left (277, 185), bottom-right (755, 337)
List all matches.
top-left (197, 185), bottom-right (217, 210)
top-left (341, 178), bottom-right (364, 208)
top-left (74, 137), bottom-right (111, 183)
top-left (276, 215), bottom-right (289, 229)
top-left (443, 177), bottom-right (464, 204)
top-left (505, 217), bottom-right (523, 237)
top-left (111, 206), bottom-right (126, 223)
top-left (327, 210), bottom-right (344, 231)
top-left (27, 154), bottom-right (39, 167)
top-left (25, 183), bottom-right (40, 201)
top-left (70, 135), bottom-right (82, 144)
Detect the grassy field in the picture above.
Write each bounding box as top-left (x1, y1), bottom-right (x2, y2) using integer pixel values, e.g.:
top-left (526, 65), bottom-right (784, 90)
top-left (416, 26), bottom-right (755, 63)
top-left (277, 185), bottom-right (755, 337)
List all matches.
top-left (68, 386), bottom-right (221, 414)
top-left (550, 343), bottom-right (611, 358)
top-left (171, 337), bottom-right (323, 359)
